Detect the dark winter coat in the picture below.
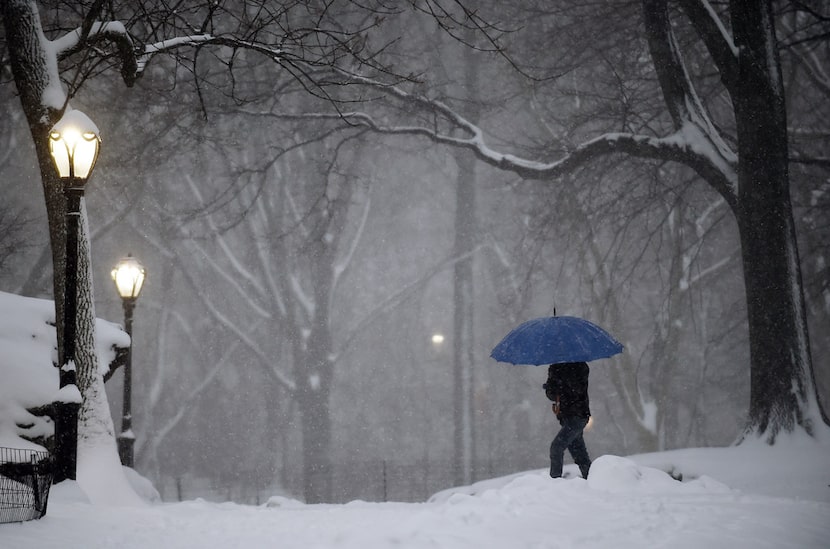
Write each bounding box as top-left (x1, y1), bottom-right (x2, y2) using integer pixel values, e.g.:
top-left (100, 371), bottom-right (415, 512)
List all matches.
top-left (544, 362), bottom-right (591, 419)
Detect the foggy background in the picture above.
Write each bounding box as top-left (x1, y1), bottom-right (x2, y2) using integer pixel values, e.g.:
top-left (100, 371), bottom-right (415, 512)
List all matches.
top-left (1, 1), bottom-right (828, 504)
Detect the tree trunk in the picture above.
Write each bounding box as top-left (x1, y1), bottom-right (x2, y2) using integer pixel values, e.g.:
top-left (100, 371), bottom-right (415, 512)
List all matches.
top-left (2, 0), bottom-right (66, 311)
top-left (3, 0), bottom-right (140, 503)
top-left (452, 150), bottom-right (477, 487)
top-left (297, 363), bottom-right (333, 503)
top-left (731, 0), bottom-right (818, 441)
top-left (3, 0), bottom-right (87, 431)
top-left (650, 217), bottom-right (686, 450)
top-left (297, 289), bottom-right (335, 502)
top-left (640, 0), bottom-right (825, 440)
top-left (450, 25), bottom-right (482, 488)
top-left (295, 183), bottom-right (341, 503)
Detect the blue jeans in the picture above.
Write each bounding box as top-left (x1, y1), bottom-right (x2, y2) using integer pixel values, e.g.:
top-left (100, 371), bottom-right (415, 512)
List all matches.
top-left (549, 416), bottom-right (591, 479)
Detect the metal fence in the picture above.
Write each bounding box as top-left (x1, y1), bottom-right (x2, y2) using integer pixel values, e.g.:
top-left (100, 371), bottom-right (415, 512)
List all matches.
top-left (323, 458), bottom-right (543, 503)
top-left (0, 447), bottom-right (53, 523)
top-left (158, 456), bottom-right (545, 505)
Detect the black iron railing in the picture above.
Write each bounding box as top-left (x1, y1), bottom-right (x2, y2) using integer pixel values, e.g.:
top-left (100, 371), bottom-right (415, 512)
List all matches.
top-left (0, 447), bottom-right (53, 523)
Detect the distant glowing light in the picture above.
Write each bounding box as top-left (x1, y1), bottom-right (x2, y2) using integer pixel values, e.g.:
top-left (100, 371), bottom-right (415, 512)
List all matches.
top-left (431, 334), bottom-right (445, 345)
top-left (111, 255), bottom-right (146, 300)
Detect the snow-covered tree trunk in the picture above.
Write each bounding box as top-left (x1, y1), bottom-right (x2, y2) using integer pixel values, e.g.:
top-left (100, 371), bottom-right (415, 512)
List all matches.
top-left (2, 0), bottom-right (140, 503)
top-left (74, 208), bottom-right (140, 504)
top-left (1, 1), bottom-right (65, 286)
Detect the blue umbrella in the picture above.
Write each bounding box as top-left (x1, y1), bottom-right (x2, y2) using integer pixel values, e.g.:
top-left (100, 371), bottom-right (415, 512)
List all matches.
top-left (490, 316), bottom-right (623, 365)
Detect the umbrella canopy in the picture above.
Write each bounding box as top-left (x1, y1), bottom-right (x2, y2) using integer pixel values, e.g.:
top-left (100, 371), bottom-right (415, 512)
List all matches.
top-left (490, 316), bottom-right (623, 365)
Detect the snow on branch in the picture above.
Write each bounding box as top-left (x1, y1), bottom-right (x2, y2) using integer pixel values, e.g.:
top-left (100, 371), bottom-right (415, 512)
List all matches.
top-left (51, 20), bottom-right (138, 86)
top-left (181, 175), bottom-right (272, 319)
top-left (43, 4), bottom-right (739, 207)
top-left (135, 34), bottom-right (281, 75)
top-left (333, 196), bottom-right (371, 288)
top-left (52, 21), bottom-right (129, 57)
top-left (678, 0), bottom-right (739, 89)
top-left (640, 0), bottom-right (738, 203)
top-left (290, 274), bottom-right (315, 322)
top-left (52, 21), bottom-right (287, 89)
top-left (140, 231), bottom-right (294, 392)
top-left (252, 99), bottom-right (738, 210)
top-left (311, 61), bottom-right (736, 204)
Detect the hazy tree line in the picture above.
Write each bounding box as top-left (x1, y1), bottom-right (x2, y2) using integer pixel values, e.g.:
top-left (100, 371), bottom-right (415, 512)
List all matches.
top-left (1, 0), bottom-right (828, 503)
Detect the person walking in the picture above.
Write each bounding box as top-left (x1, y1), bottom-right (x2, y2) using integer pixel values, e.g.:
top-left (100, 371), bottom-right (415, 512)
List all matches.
top-left (543, 361), bottom-right (592, 479)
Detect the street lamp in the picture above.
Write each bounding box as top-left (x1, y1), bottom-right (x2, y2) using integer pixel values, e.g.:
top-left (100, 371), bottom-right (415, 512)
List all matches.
top-left (48, 110), bottom-right (101, 482)
top-left (111, 255), bottom-right (146, 468)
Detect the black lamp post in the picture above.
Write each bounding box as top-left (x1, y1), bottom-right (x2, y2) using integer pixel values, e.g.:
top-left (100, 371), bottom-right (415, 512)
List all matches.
top-left (48, 110), bottom-right (101, 482)
top-left (111, 255), bottom-right (145, 468)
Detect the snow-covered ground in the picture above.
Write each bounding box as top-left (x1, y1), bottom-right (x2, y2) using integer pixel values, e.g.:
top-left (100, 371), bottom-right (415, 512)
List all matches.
top-left (2, 434), bottom-right (829, 549)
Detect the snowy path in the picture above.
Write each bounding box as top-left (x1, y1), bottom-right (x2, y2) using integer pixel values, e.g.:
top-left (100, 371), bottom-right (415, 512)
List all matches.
top-left (2, 453), bottom-right (828, 549)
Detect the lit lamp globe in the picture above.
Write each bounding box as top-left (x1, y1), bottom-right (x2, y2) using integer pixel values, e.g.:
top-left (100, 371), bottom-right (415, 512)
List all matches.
top-left (48, 110), bottom-right (101, 182)
top-left (111, 255), bottom-right (146, 301)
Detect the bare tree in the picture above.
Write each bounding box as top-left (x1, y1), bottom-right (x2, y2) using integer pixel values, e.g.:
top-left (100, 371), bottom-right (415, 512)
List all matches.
top-left (2, 2), bottom-right (827, 502)
top-left (299, 0), bottom-right (828, 442)
top-left (0, 0), bottom-right (427, 488)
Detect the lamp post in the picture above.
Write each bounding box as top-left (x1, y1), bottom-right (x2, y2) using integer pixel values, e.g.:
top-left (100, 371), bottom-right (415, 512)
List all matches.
top-left (48, 110), bottom-right (101, 482)
top-left (111, 255), bottom-right (145, 468)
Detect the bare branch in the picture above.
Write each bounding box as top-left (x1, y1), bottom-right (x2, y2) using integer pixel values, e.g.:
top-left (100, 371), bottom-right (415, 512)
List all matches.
top-left (790, 155), bottom-right (830, 167)
top-left (677, 0), bottom-right (739, 91)
top-left (243, 102), bottom-right (738, 210)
